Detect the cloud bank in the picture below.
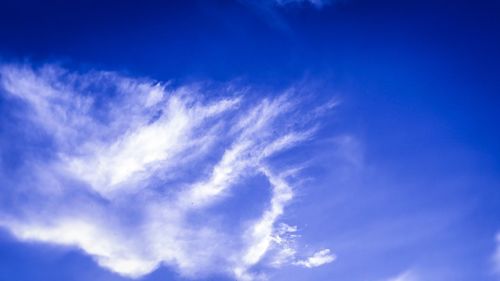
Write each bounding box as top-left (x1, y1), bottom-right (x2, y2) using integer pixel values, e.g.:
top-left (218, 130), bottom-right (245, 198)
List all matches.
top-left (0, 64), bottom-right (334, 280)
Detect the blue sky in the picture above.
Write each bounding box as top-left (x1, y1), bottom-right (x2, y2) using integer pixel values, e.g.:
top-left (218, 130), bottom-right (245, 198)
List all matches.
top-left (0, 0), bottom-right (499, 281)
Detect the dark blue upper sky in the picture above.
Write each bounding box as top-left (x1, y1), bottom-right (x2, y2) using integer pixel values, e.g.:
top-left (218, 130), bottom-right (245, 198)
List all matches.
top-left (0, 0), bottom-right (499, 281)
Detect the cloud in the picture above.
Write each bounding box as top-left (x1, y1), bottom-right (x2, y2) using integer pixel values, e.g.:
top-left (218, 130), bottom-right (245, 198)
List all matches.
top-left (493, 233), bottom-right (500, 275)
top-left (0, 64), bottom-right (334, 280)
top-left (274, 0), bottom-right (332, 8)
top-left (385, 270), bottom-right (419, 281)
top-left (295, 249), bottom-right (336, 268)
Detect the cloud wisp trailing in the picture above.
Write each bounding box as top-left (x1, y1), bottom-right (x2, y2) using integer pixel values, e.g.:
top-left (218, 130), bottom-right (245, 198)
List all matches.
top-left (493, 232), bottom-right (500, 276)
top-left (274, 0), bottom-right (331, 8)
top-left (0, 64), bottom-right (334, 280)
top-left (295, 249), bottom-right (336, 268)
top-left (384, 270), bottom-right (419, 281)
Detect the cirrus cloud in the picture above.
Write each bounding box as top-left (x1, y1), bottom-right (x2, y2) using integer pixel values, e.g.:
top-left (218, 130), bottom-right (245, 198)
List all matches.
top-left (0, 63), bottom-right (335, 280)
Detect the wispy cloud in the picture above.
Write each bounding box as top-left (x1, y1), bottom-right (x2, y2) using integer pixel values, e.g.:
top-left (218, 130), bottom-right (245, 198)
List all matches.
top-left (385, 270), bottom-right (419, 281)
top-left (0, 64), bottom-right (334, 280)
top-left (295, 249), bottom-right (336, 268)
top-left (236, 0), bottom-right (334, 35)
top-left (274, 0), bottom-right (332, 8)
top-left (493, 232), bottom-right (500, 276)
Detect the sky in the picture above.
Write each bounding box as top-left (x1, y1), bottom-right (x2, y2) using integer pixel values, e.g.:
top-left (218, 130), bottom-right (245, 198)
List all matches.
top-left (0, 0), bottom-right (499, 281)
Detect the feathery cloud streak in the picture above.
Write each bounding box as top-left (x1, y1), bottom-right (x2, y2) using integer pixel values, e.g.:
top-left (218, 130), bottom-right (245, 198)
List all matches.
top-left (384, 270), bottom-right (419, 281)
top-left (0, 64), bottom-right (334, 280)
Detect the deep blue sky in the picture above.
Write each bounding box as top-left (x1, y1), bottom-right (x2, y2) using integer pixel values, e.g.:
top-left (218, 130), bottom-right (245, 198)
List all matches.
top-left (0, 0), bottom-right (499, 281)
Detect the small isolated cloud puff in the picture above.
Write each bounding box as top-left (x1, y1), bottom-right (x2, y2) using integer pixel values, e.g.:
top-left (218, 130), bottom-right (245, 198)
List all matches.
top-left (295, 249), bottom-right (336, 268)
top-left (0, 64), bottom-right (334, 281)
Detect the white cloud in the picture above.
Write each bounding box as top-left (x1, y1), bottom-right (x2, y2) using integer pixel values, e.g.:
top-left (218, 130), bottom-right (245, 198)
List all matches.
top-left (0, 64), bottom-right (334, 280)
top-left (295, 249), bottom-right (336, 268)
